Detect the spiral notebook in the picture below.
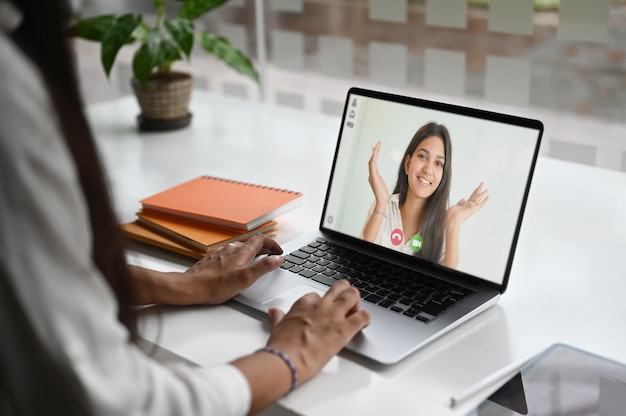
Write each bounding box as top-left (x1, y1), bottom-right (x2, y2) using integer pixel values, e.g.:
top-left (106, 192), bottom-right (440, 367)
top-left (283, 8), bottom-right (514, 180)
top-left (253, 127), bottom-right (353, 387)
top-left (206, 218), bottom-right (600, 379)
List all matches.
top-left (140, 176), bottom-right (302, 231)
top-left (135, 209), bottom-right (278, 252)
top-left (120, 221), bottom-right (207, 260)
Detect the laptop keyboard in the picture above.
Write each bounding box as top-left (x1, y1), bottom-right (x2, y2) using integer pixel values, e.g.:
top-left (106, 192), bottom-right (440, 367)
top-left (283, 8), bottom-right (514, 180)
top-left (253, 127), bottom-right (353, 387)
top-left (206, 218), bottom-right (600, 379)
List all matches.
top-left (281, 238), bottom-right (475, 323)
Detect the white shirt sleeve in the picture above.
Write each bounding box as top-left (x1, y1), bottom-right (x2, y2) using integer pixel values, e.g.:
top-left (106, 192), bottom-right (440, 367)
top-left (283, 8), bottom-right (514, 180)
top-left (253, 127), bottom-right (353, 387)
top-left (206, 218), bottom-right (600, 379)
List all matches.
top-left (0, 32), bottom-right (251, 416)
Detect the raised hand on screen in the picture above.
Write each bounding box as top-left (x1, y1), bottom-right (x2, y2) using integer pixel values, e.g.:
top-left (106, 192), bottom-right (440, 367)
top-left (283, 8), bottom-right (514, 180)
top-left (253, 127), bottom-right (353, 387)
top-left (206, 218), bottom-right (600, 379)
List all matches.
top-left (446, 182), bottom-right (489, 226)
top-left (368, 141), bottom-right (389, 205)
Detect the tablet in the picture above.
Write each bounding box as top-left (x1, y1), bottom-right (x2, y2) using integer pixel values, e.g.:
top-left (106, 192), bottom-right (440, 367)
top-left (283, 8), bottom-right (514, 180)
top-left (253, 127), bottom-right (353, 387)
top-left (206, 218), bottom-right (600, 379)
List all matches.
top-left (468, 343), bottom-right (626, 415)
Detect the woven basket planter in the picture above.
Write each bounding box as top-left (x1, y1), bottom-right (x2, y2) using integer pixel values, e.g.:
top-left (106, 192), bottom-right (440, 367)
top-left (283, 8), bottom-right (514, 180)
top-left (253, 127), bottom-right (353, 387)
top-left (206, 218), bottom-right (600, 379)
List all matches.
top-left (132, 72), bottom-right (193, 131)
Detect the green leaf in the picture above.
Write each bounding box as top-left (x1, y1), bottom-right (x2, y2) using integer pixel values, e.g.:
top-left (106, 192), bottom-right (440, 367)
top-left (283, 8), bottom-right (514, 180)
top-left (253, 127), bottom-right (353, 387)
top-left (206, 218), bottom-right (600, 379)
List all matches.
top-left (131, 22), bottom-right (151, 43)
top-left (200, 32), bottom-right (259, 84)
top-left (68, 15), bottom-right (116, 41)
top-left (132, 29), bottom-right (182, 85)
top-left (132, 44), bottom-right (152, 87)
top-left (179, 0), bottom-right (231, 20)
top-left (148, 31), bottom-right (182, 67)
top-left (165, 18), bottom-right (194, 58)
top-left (101, 14), bottom-right (141, 77)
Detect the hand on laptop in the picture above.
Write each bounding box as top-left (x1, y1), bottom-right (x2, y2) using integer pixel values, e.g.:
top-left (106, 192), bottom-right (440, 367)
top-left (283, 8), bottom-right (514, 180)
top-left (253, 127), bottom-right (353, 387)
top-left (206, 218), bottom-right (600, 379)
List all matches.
top-left (182, 234), bottom-right (285, 304)
top-left (265, 279), bottom-right (372, 386)
top-left (127, 234), bottom-right (284, 305)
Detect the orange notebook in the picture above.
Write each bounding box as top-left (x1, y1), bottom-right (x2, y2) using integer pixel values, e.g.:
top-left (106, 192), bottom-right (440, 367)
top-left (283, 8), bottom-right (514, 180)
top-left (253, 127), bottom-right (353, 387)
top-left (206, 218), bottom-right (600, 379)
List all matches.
top-left (136, 209), bottom-right (278, 252)
top-left (120, 221), bottom-right (206, 260)
top-left (140, 176), bottom-right (302, 231)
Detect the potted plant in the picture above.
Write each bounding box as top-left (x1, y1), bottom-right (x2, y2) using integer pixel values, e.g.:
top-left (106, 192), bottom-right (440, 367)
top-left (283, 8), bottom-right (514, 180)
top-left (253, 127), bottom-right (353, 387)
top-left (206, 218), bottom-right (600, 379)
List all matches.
top-left (70, 0), bottom-right (259, 131)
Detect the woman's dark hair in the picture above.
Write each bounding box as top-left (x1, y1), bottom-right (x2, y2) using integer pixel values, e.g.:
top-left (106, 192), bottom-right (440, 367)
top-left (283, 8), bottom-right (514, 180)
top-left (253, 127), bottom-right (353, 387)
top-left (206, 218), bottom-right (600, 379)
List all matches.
top-left (393, 122), bottom-right (452, 263)
top-left (8, 0), bottom-right (135, 332)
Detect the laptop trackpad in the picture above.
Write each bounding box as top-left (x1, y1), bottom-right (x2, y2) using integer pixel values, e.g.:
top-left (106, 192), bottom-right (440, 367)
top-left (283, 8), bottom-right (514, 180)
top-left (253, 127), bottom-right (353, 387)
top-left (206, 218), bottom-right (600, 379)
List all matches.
top-left (263, 284), bottom-right (326, 312)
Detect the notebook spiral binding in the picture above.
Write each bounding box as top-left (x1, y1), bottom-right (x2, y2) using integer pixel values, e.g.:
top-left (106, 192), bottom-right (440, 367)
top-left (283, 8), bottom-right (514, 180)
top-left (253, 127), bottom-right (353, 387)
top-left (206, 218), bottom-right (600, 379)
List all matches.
top-left (201, 175), bottom-right (302, 194)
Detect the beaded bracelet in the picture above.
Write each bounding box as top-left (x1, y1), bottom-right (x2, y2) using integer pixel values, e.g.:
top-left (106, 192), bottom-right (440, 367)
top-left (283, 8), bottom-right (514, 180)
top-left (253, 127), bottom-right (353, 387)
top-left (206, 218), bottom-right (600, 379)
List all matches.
top-left (373, 208), bottom-right (388, 219)
top-left (257, 346), bottom-right (298, 393)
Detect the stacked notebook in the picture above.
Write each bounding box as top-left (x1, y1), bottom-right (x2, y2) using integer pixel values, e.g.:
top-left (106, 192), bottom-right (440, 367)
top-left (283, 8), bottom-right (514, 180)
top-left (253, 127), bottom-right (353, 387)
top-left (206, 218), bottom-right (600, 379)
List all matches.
top-left (121, 176), bottom-right (302, 259)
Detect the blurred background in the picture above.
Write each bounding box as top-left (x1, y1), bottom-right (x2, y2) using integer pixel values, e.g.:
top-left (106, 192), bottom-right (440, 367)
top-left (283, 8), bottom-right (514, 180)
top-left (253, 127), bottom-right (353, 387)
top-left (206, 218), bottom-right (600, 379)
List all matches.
top-left (72, 0), bottom-right (626, 172)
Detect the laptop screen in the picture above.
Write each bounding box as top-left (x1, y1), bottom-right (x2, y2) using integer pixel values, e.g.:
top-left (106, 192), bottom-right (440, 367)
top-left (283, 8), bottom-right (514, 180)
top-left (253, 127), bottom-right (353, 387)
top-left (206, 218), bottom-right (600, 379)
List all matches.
top-left (321, 88), bottom-right (542, 288)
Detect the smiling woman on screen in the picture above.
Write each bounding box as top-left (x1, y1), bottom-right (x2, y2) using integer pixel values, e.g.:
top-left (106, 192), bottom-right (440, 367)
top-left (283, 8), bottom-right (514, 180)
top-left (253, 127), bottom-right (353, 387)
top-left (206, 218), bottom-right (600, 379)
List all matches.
top-left (362, 122), bottom-right (489, 268)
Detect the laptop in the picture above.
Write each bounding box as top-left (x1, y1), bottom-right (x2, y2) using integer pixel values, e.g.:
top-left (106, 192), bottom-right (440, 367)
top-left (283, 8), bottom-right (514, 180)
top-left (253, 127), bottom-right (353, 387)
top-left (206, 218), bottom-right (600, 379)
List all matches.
top-left (234, 87), bottom-right (543, 365)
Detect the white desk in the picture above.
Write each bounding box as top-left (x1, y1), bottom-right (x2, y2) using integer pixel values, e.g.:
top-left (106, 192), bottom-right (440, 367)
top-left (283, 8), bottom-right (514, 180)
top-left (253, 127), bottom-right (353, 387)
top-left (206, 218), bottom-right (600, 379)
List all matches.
top-left (89, 91), bottom-right (626, 416)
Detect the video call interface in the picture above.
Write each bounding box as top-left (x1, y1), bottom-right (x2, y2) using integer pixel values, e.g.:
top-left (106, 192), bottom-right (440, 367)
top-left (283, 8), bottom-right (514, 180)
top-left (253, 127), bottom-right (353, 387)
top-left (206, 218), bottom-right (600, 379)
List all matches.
top-left (323, 92), bottom-right (541, 286)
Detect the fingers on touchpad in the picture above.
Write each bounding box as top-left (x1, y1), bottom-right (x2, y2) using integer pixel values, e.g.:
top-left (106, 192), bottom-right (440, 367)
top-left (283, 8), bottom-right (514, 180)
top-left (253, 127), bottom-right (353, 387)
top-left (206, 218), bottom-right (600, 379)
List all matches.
top-left (263, 284), bottom-right (326, 311)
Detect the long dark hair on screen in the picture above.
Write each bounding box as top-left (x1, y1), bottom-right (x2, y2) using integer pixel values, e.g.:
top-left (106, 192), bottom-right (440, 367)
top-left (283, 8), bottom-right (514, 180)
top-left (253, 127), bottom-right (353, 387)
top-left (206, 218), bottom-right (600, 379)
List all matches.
top-left (8, 0), bottom-right (135, 332)
top-left (393, 122), bottom-right (452, 263)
